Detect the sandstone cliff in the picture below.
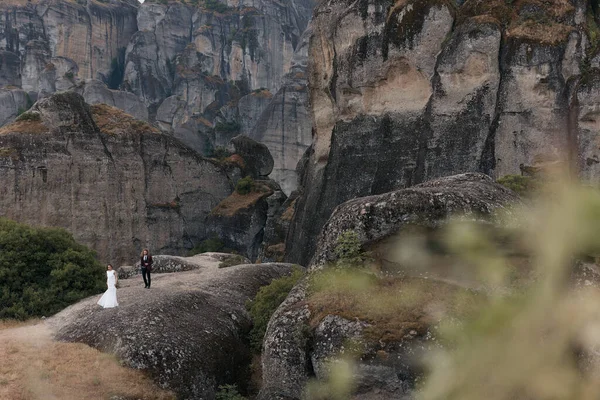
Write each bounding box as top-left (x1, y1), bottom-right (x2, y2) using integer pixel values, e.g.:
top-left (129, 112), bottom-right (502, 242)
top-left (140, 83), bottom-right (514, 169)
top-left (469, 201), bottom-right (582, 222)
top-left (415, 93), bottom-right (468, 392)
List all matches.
top-left (0, 0), bottom-right (314, 196)
top-left (286, 0), bottom-right (600, 266)
top-left (0, 92), bottom-right (234, 264)
top-left (0, 0), bottom-right (139, 91)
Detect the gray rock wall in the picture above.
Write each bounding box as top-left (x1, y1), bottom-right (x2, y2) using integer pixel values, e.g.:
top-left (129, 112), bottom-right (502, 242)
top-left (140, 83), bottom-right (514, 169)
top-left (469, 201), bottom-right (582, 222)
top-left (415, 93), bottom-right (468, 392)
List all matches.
top-left (0, 92), bottom-right (233, 265)
top-left (286, 0), bottom-right (600, 266)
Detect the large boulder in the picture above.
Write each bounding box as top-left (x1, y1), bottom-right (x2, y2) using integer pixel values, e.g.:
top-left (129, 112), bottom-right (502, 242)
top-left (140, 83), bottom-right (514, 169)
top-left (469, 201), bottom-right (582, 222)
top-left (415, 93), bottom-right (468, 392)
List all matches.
top-left (259, 173), bottom-right (520, 400)
top-left (49, 253), bottom-right (301, 399)
top-left (228, 135), bottom-right (275, 178)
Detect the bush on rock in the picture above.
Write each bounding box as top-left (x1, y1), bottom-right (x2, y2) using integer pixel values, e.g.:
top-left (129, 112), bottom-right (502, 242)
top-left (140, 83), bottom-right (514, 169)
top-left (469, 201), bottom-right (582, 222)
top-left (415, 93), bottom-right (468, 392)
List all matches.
top-left (0, 218), bottom-right (104, 319)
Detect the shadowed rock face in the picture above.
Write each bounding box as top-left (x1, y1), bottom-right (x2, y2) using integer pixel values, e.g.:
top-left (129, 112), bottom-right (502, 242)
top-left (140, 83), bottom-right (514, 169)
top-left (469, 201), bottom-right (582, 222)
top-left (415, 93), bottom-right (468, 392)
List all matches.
top-left (259, 173), bottom-right (519, 400)
top-left (0, 92), bottom-right (233, 264)
top-left (286, 0), bottom-right (599, 266)
top-left (49, 253), bottom-right (300, 399)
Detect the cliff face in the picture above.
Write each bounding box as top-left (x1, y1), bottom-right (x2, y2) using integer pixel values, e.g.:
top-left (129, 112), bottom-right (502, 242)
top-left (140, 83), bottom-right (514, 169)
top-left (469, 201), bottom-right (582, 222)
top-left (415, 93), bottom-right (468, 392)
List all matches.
top-left (0, 92), bottom-right (233, 264)
top-left (286, 0), bottom-right (600, 266)
top-left (0, 0), bottom-right (314, 203)
top-left (0, 0), bottom-right (139, 91)
top-left (250, 25), bottom-right (312, 195)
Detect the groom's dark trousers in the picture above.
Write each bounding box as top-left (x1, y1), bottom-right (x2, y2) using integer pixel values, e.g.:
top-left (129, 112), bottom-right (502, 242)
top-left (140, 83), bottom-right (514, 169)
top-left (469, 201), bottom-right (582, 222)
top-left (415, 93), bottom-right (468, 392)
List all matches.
top-left (142, 267), bottom-right (151, 288)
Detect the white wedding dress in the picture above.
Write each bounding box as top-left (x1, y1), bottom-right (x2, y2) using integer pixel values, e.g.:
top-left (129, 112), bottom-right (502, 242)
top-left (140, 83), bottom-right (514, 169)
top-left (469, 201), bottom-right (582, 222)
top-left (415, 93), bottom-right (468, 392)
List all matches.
top-left (97, 270), bottom-right (118, 308)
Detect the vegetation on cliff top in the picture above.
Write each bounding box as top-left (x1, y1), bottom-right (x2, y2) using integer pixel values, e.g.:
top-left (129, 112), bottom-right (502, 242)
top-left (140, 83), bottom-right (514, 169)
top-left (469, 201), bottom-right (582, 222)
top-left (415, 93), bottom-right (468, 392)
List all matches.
top-left (91, 104), bottom-right (158, 136)
top-left (0, 218), bottom-right (105, 320)
top-left (458, 0), bottom-right (576, 45)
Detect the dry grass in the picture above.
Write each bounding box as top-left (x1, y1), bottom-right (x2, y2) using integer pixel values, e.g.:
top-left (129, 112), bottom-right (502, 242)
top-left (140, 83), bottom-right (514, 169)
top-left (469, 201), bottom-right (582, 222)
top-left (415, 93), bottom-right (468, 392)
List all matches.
top-left (0, 322), bottom-right (175, 400)
top-left (0, 319), bottom-right (40, 331)
top-left (0, 147), bottom-right (18, 160)
top-left (251, 89), bottom-right (273, 99)
top-left (280, 199), bottom-right (297, 222)
top-left (90, 104), bottom-right (159, 136)
top-left (507, 19), bottom-right (574, 45)
top-left (264, 243), bottom-right (286, 262)
top-left (459, 0), bottom-right (574, 30)
top-left (308, 273), bottom-right (482, 343)
top-left (0, 120), bottom-right (48, 135)
top-left (211, 184), bottom-right (273, 217)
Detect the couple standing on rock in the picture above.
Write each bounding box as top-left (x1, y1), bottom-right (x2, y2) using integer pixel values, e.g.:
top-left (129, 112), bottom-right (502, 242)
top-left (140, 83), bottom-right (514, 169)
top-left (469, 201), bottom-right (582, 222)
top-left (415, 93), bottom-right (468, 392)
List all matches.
top-left (97, 249), bottom-right (154, 309)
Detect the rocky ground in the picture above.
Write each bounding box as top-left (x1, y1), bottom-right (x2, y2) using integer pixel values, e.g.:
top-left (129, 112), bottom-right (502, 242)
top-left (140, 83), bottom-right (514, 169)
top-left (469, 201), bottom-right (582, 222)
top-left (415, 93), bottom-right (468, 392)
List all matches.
top-left (47, 253), bottom-right (300, 399)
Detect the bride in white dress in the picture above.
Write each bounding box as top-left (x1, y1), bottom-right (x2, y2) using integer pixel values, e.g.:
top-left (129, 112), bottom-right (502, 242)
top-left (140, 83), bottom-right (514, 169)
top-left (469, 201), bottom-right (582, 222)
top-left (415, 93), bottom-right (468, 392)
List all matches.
top-left (97, 264), bottom-right (119, 308)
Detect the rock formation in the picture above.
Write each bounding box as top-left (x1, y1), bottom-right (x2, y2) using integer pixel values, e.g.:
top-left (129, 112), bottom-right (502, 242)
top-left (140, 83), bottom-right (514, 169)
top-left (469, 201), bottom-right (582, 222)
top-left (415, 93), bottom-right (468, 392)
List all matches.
top-left (250, 25), bottom-right (313, 195)
top-left (286, 0), bottom-right (600, 266)
top-left (259, 173), bottom-right (520, 400)
top-left (0, 92), bottom-right (233, 264)
top-left (49, 253), bottom-right (300, 399)
top-left (0, 0), bottom-right (139, 91)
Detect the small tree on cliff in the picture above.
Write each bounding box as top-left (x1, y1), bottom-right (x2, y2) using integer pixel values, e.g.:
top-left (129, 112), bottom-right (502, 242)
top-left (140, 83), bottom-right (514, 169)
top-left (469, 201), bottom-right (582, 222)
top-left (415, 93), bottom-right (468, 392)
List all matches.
top-left (0, 218), bottom-right (105, 319)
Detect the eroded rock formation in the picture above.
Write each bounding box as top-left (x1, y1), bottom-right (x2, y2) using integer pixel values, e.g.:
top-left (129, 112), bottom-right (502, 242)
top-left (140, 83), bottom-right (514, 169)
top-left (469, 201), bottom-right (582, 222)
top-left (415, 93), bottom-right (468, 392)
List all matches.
top-left (0, 92), bottom-right (233, 264)
top-left (259, 173), bottom-right (520, 400)
top-left (286, 0), bottom-right (600, 266)
top-left (50, 253), bottom-right (300, 399)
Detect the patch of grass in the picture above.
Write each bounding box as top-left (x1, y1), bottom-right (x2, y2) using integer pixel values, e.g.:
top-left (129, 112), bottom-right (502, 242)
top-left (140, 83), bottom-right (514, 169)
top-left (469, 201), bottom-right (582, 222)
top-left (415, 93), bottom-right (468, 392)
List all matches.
top-left (0, 118), bottom-right (47, 135)
top-left (90, 104), bottom-right (158, 136)
top-left (209, 146), bottom-right (232, 160)
top-left (15, 112), bottom-right (40, 122)
top-left (215, 384), bottom-right (246, 400)
top-left (334, 230), bottom-right (369, 267)
top-left (496, 174), bottom-right (538, 196)
top-left (236, 176), bottom-right (255, 195)
top-left (188, 236), bottom-right (231, 256)
top-left (0, 147), bottom-right (18, 160)
top-left (218, 254), bottom-right (248, 268)
top-left (307, 270), bottom-right (481, 343)
top-left (0, 327), bottom-right (175, 399)
top-left (247, 267), bottom-right (305, 352)
top-left (215, 120), bottom-right (241, 134)
top-left (212, 183), bottom-right (272, 217)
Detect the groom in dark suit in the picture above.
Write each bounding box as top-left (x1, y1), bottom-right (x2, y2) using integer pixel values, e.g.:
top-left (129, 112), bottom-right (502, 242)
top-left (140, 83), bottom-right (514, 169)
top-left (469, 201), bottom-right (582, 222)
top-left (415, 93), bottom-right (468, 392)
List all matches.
top-left (140, 249), bottom-right (153, 288)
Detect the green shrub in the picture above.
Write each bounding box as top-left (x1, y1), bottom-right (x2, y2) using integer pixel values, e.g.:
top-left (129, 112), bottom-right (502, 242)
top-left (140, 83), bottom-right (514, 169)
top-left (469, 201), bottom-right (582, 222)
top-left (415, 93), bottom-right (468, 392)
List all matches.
top-left (218, 254), bottom-right (247, 268)
top-left (334, 230), bottom-right (367, 267)
top-left (236, 176), bottom-right (254, 195)
top-left (0, 218), bottom-right (105, 320)
top-left (210, 146), bottom-right (232, 160)
top-left (202, 0), bottom-right (232, 13)
top-left (16, 112), bottom-right (41, 122)
top-left (496, 174), bottom-right (537, 196)
top-left (16, 107), bottom-right (25, 116)
top-left (188, 236), bottom-right (226, 256)
top-left (215, 384), bottom-right (246, 400)
top-left (246, 267), bottom-right (305, 352)
top-left (215, 120), bottom-right (241, 133)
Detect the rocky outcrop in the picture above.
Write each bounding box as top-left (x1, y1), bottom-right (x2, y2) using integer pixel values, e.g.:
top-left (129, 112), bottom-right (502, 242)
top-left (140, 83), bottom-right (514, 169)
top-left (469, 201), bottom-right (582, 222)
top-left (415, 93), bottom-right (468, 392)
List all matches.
top-left (259, 173), bottom-right (519, 400)
top-left (124, 0), bottom-right (313, 127)
top-left (250, 25), bottom-right (312, 195)
top-left (0, 92), bottom-right (233, 264)
top-left (286, 0), bottom-right (600, 266)
top-left (0, 87), bottom-right (30, 126)
top-left (75, 79), bottom-right (148, 121)
top-left (0, 0), bottom-right (139, 94)
top-left (49, 253), bottom-right (299, 399)
top-left (206, 136), bottom-right (286, 261)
